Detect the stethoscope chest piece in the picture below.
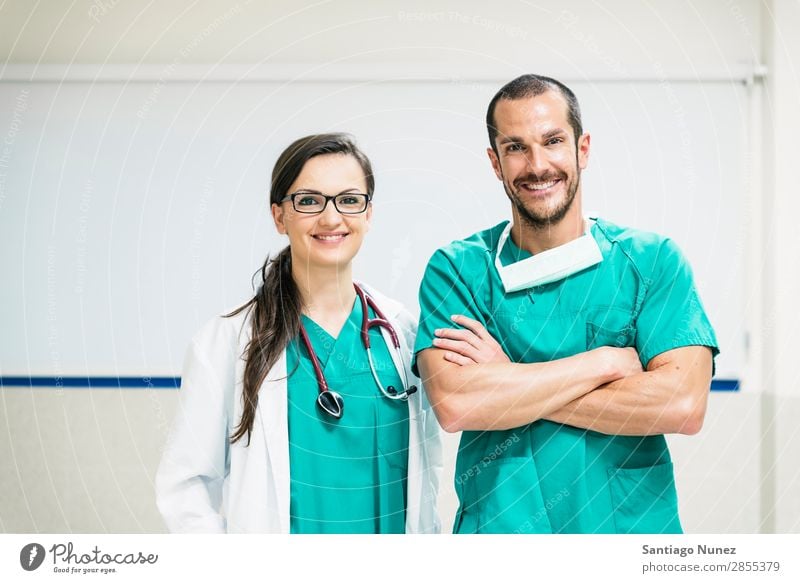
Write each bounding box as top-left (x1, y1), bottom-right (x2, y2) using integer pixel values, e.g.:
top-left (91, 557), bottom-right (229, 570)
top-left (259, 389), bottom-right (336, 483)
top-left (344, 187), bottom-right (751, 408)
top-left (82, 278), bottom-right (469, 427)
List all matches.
top-left (300, 283), bottom-right (416, 421)
top-left (316, 390), bottom-right (344, 419)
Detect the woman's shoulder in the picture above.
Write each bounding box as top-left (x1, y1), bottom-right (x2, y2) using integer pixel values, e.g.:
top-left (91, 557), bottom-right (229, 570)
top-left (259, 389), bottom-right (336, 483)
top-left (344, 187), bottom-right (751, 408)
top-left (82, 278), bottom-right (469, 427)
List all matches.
top-left (356, 282), bottom-right (402, 312)
top-left (356, 282), bottom-right (417, 332)
top-left (190, 301), bottom-right (253, 352)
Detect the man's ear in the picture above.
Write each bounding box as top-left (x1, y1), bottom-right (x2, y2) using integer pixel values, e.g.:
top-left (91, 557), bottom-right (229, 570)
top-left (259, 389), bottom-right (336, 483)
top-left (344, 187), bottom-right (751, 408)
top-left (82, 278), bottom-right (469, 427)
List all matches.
top-left (577, 132), bottom-right (591, 170)
top-left (487, 147), bottom-right (503, 181)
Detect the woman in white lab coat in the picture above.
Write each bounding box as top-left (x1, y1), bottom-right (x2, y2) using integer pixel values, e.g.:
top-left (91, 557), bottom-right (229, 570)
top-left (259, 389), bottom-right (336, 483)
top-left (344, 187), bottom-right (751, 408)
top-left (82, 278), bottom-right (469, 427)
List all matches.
top-left (156, 133), bottom-right (441, 533)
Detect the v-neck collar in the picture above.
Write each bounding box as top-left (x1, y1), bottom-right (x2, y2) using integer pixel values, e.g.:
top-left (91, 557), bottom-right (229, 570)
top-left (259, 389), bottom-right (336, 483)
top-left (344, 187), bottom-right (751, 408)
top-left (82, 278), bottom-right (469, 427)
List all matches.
top-left (498, 229), bottom-right (533, 266)
top-left (300, 297), bottom-right (361, 370)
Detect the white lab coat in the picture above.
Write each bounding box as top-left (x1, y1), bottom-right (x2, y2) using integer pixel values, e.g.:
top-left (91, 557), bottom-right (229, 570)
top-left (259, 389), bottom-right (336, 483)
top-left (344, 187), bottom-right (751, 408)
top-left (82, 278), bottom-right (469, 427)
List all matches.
top-left (155, 284), bottom-right (442, 533)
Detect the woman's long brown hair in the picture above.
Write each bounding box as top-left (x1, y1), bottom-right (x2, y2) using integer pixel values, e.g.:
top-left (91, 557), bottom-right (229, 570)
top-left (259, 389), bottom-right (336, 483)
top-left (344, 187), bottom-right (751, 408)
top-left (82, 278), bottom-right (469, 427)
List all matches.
top-left (225, 133), bottom-right (374, 445)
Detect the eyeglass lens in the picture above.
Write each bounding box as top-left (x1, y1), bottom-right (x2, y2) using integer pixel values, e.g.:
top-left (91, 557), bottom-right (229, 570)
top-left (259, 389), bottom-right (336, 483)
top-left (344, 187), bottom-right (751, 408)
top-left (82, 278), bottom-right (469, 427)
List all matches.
top-left (293, 193), bottom-right (368, 214)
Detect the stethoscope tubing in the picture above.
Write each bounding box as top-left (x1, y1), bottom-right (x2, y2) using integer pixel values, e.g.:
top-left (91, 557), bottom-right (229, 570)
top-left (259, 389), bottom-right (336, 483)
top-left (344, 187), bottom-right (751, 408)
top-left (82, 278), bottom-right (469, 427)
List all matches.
top-left (297, 283), bottom-right (416, 419)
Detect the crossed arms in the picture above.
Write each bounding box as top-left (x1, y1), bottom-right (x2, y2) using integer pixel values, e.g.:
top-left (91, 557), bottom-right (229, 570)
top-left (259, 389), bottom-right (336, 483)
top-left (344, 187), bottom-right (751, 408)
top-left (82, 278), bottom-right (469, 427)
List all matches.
top-left (417, 315), bottom-right (714, 436)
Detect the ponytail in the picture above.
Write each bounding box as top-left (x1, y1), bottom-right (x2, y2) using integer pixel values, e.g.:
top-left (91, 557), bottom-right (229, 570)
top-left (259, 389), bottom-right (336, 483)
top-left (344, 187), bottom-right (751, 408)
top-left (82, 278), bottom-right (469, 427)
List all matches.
top-left (226, 246), bottom-right (301, 445)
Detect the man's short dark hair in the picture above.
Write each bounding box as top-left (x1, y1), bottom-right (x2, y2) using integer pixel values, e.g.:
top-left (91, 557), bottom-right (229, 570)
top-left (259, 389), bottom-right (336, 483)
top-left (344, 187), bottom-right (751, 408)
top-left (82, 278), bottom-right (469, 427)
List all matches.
top-left (486, 74), bottom-right (583, 153)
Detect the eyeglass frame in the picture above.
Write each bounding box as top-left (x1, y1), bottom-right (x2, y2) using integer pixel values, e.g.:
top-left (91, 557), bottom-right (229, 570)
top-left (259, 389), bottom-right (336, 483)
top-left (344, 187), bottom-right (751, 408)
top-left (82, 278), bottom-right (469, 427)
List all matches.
top-left (280, 190), bottom-right (373, 214)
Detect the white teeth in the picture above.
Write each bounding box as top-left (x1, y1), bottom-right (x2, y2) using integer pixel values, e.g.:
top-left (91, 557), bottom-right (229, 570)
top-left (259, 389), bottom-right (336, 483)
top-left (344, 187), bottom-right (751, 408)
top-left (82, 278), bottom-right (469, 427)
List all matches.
top-left (314, 234), bottom-right (346, 240)
top-left (524, 180), bottom-right (557, 190)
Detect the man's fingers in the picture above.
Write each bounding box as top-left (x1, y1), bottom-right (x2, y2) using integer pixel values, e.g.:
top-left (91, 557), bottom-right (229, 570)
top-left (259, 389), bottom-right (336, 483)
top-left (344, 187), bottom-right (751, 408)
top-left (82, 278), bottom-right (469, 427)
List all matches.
top-left (442, 351), bottom-right (476, 366)
top-left (432, 337), bottom-right (478, 359)
top-left (450, 314), bottom-right (489, 339)
top-left (434, 327), bottom-right (481, 348)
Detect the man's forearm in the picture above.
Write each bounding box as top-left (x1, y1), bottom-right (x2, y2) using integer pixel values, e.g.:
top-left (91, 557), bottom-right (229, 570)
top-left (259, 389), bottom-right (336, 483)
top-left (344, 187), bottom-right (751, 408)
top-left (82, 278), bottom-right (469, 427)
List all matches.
top-left (544, 371), bottom-right (678, 435)
top-left (545, 348), bottom-right (712, 436)
top-left (420, 348), bottom-right (620, 432)
top-left (426, 316), bottom-right (713, 436)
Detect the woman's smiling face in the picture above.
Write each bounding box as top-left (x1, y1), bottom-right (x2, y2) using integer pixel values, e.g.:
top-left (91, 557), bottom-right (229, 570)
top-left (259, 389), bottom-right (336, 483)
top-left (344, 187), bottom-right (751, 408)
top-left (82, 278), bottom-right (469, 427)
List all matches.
top-left (271, 153), bottom-right (372, 270)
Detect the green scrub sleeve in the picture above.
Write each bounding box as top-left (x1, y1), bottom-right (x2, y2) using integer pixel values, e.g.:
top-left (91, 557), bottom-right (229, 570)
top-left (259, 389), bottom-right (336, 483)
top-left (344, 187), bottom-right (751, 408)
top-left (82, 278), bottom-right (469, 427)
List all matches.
top-left (412, 249), bottom-right (488, 376)
top-left (634, 238), bottom-right (720, 369)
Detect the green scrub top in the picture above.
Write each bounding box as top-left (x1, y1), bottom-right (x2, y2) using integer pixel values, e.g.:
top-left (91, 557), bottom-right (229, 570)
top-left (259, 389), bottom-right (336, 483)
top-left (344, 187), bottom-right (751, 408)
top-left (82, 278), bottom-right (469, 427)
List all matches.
top-left (413, 218), bottom-right (719, 534)
top-left (287, 297), bottom-right (409, 534)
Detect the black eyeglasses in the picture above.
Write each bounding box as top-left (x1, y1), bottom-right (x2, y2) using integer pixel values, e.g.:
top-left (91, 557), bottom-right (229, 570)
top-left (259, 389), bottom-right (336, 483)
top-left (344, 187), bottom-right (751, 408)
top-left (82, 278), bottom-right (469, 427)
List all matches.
top-left (281, 191), bottom-right (372, 214)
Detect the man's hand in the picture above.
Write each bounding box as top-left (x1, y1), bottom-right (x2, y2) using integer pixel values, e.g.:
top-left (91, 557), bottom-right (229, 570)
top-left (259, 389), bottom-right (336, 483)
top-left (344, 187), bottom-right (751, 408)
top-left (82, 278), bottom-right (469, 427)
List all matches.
top-left (432, 315), bottom-right (510, 365)
top-left (598, 346), bottom-right (645, 379)
top-left (432, 315), bottom-right (644, 380)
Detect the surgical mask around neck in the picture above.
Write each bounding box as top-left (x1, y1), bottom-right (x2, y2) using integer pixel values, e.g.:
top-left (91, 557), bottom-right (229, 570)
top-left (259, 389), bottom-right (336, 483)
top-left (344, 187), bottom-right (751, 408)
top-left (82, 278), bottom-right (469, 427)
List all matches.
top-left (495, 219), bottom-right (603, 293)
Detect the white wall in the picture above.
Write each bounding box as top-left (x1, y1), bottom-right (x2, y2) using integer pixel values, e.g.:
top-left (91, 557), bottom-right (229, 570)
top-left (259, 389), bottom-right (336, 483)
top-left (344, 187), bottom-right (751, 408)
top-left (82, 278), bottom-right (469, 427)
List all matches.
top-left (2, 0), bottom-right (797, 534)
top-left (0, 0), bottom-right (761, 72)
top-left (762, 0), bottom-right (800, 534)
top-left (0, 78), bottom-right (749, 377)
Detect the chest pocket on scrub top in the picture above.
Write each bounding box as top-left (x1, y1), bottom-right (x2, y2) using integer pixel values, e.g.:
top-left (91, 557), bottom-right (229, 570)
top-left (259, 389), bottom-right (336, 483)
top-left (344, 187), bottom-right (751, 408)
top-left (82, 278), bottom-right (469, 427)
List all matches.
top-left (585, 307), bottom-right (636, 350)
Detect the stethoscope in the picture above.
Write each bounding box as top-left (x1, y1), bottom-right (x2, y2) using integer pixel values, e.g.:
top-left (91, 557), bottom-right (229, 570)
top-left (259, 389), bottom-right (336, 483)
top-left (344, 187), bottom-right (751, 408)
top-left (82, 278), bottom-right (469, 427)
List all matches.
top-left (296, 283), bottom-right (418, 419)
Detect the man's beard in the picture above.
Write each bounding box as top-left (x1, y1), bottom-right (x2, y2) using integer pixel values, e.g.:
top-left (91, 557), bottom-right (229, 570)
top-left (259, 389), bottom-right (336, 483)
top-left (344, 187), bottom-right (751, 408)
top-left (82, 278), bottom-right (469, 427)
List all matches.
top-left (503, 170), bottom-right (580, 229)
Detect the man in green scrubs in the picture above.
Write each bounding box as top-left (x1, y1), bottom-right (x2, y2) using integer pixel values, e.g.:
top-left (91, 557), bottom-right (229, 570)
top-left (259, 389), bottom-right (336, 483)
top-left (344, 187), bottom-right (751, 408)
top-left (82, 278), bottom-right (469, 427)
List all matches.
top-left (413, 74), bottom-right (719, 534)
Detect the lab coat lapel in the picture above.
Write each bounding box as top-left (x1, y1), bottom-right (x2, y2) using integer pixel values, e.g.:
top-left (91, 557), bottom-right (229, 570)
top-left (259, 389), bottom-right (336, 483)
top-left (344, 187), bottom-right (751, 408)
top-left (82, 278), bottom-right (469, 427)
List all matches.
top-left (258, 350), bottom-right (290, 533)
top-left (374, 304), bottom-right (426, 534)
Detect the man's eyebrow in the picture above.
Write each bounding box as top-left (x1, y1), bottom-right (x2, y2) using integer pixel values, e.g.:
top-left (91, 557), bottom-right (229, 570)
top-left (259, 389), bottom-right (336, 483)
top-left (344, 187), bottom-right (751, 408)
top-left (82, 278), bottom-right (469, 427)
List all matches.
top-left (542, 128), bottom-right (567, 140)
top-left (497, 129), bottom-right (567, 145)
top-left (497, 135), bottom-right (525, 145)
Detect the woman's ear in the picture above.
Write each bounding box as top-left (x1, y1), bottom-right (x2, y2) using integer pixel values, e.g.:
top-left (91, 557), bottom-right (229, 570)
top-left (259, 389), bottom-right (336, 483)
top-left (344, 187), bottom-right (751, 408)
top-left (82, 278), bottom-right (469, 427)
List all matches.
top-left (271, 202), bottom-right (287, 234)
top-left (365, 201), bottom-right (373, 231)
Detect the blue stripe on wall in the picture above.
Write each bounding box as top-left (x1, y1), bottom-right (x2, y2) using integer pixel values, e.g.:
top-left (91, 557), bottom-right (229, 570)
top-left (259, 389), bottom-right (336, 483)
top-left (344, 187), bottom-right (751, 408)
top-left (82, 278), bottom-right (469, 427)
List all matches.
top-left (1, 376), bottom-right (181, 388)
top-left (1, 376), bottom-right (738, 391)
top-left (709, 379), bottom-right (740, 392)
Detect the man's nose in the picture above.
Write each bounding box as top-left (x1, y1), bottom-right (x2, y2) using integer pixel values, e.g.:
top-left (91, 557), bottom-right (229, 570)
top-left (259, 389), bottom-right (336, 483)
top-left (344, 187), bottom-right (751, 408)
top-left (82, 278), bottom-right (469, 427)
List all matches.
top-left (525, 146), bottom-right (550, 176)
